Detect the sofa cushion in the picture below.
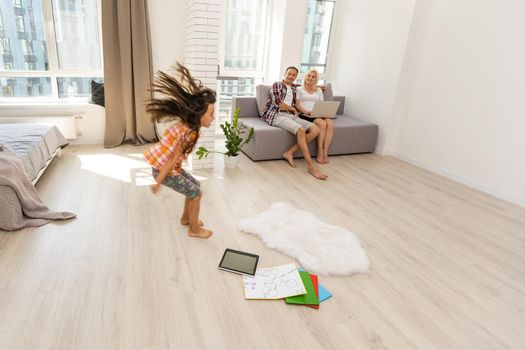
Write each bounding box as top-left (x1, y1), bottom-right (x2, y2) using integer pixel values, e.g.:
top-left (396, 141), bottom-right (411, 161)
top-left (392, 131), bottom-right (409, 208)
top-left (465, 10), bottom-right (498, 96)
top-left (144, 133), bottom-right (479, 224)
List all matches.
top-left (322, 82), bottom-right (334, 101)
top-left (255, 84), bottom-right (272, 117)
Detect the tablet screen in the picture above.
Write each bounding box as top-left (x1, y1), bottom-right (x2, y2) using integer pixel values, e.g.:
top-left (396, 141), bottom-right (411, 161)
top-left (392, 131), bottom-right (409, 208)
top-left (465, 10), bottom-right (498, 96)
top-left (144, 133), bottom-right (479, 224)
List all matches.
top-left (218, 249), bottom-right (259, 275)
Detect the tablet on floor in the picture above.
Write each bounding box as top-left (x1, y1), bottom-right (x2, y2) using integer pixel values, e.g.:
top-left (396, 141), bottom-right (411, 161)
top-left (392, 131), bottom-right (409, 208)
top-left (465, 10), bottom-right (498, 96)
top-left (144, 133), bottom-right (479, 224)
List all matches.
top-left (218, 248), bottom-right (259, 276)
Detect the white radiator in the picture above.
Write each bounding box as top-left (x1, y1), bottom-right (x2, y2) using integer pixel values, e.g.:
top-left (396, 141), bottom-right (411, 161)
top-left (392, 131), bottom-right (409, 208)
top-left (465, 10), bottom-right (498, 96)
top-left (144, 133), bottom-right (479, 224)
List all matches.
top-left (0, 115), bottom-right (79, 139)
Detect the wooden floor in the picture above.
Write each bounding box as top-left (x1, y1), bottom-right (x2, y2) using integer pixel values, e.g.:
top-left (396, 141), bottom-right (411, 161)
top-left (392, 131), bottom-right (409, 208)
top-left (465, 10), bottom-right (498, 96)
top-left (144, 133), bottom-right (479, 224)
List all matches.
top-left (1, 144), bottom-right (524, 350)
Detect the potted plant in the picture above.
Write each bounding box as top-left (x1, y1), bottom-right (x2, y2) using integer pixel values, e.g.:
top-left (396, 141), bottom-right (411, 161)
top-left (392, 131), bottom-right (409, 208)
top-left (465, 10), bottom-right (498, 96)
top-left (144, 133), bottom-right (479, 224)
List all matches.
top-left (196, 107), bottom-right (254, 168)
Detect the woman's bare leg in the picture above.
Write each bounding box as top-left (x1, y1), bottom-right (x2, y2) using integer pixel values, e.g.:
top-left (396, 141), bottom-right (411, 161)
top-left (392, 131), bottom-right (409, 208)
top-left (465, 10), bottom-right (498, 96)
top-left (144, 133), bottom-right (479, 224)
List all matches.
top-left (313, 118), bottom-right (327, 164)
top-left (323, 119), bottom-right (334, 163)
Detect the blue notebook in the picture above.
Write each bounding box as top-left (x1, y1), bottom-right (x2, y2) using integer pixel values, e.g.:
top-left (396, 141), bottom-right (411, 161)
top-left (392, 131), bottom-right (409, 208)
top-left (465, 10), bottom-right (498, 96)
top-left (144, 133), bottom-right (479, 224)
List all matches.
top-left (318, 282), bottom-right (332, 302)
top-left (299, 268), bottom-right (332, 302)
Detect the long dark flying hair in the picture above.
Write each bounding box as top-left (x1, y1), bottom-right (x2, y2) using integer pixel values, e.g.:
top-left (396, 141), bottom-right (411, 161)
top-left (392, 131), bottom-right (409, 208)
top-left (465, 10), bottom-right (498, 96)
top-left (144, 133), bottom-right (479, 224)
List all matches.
top-left (146, 63), bottom-right (216, 155)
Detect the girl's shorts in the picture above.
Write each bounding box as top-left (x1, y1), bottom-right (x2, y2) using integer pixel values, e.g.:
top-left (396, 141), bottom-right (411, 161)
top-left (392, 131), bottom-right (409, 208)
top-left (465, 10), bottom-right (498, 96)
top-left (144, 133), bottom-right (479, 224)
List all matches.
top-left (152, 168), bottom-right (201, 199)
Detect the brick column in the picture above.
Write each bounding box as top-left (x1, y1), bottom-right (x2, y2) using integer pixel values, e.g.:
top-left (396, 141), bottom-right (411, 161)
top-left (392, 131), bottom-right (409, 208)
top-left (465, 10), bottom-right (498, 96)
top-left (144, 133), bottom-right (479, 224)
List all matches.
top-left (185, 0), bottom-right (220, 169)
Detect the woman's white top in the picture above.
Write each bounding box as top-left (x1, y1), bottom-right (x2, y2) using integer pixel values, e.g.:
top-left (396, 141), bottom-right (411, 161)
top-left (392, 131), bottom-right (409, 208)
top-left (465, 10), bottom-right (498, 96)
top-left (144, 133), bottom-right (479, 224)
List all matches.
top-left (297, 86), bottom-right (324, 112)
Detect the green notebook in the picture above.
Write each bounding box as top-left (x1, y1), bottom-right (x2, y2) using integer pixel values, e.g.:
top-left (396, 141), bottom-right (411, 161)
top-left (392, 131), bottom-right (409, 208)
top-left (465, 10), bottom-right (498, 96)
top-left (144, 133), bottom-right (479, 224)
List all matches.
top-left (285, 271), bottom-right (320, 306)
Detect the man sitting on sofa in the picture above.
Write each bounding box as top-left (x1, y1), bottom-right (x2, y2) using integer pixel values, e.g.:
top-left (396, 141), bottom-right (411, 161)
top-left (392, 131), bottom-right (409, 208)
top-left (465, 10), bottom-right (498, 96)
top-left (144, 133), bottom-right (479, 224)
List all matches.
top-left (260, 66), bottom-right (327, 180)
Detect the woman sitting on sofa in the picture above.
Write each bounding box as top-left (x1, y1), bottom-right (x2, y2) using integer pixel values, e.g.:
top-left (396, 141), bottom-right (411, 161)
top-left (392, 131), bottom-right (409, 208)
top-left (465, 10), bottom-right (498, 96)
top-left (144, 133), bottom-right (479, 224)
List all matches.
top-left (296, 69), bottom-right (334, 164)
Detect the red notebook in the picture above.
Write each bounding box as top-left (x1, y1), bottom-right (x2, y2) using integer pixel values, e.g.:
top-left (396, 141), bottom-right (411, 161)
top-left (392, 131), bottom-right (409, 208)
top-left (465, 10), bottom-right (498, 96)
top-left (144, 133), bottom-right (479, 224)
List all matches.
top-left (306, 274), bottom-right (319, 309)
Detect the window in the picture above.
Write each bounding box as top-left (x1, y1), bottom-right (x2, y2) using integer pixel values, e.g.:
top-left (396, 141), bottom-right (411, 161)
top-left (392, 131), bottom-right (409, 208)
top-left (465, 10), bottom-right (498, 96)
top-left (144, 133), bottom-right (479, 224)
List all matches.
top-left (25, 61), bottom-right (36, 70)
top-left (16, 15), bottom-right (25, 33)
top-left (300, 0), bottom-right (336, 74)
top-left (51, 0), bottom-right (101, 70)
top-left (218, 0), bottom-right (268, 129)
top-left (0, 0), bottom-right (103, 100)
top-left (217, 77), bottom-right (261, 125)
top-left (22, 39), bottom-right (34, 56)
top-left (28, 9), bottom-right (37, 33)
top-left (0, 37), bottom-right (10, 52)
top-left (223, 0), bottom-right (267, 73)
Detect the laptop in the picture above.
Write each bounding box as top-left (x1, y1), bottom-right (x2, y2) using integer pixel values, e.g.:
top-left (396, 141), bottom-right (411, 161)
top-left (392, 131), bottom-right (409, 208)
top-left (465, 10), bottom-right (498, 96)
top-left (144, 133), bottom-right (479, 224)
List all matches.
top-left (303, 101), bottom-right (340, 119)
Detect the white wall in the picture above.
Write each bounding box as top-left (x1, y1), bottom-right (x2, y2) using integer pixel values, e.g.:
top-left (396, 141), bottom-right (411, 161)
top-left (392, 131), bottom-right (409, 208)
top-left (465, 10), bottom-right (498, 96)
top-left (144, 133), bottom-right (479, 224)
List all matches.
top-left (386, 0), bottom-right (525, 206)
top-left (148, 0), bottom-right (186, 73)
top-left (330, 0), bottom-right (416, 152)
top-left (0, 104), bottom-right (105, 144)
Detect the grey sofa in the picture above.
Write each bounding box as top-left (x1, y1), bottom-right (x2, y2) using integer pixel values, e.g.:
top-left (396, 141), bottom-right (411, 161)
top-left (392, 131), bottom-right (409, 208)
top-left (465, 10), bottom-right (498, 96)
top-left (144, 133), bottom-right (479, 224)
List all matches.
top-left (233, 84), bottom-right (378, 161)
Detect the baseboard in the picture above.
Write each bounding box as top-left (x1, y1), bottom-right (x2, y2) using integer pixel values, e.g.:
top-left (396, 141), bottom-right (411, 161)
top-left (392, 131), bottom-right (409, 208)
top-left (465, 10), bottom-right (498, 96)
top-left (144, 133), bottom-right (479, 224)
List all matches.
top-left (381, 151), bottom-right (525, 209)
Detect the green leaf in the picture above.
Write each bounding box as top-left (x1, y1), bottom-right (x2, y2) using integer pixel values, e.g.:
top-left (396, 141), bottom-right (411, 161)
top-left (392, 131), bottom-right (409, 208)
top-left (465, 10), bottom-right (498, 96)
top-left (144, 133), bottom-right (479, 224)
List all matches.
top-left (196, 146), bottom-right (209, 159)
top-left (217, 108), bottom-right (254, 157)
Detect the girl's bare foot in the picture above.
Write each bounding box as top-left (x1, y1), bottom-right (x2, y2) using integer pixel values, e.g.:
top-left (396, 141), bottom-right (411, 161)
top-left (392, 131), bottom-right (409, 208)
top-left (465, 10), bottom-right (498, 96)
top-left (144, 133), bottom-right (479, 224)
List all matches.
top-left (308, 166), bottom-right (328, 180)
top-left (316, 157), bottom-right (328, 164)
top-left (188, 227), bottom-right (213, 238)
top-left (180, 218), bottom-right (204, 226)
top-left (282, 152), bottom-right (296, 168)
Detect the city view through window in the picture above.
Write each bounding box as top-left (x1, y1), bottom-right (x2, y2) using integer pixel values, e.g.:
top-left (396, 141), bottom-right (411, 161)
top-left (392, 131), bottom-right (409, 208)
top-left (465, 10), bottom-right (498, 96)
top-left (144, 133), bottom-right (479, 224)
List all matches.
top-left (301, 0), bottom-right (335, 74)
top-left (217, 0), bottom-right (267, 129)
top-left (1, 0), bottom-right (334, 105)
top-left (0, 0), bottom-right (102, 99)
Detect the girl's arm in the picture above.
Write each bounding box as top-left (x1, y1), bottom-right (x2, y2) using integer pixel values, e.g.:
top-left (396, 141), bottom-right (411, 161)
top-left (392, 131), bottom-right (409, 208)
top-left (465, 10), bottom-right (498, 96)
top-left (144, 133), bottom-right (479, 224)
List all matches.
top-left (151, 146), bottom-right (183, 193)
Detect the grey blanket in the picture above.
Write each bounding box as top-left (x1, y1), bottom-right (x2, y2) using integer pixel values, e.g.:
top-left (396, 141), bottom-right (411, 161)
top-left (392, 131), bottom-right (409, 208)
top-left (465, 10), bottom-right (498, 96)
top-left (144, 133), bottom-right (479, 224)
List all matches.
top-left (0, 147), bottom-right (76, 231)
top-left (0, 123), bottom-right (69, 182)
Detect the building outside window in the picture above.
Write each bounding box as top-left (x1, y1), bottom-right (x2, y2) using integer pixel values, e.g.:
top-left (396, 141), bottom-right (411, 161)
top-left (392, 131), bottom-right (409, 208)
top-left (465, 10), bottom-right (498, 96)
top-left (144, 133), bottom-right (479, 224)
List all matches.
top-left (0, 10), bottom-right (3, 30)
top-left (16, 15), bottom-right (25, 33)
top-left (217, 77), bottom-right (259, 126)
top-left (223, 0), bottom-right (266, 72)
top-left (218, 0), bottom-right (268, 130)
top-left (24, 61), bottom-right (35, 70)
top-left (0, 37), bottom-right (10, 51)
top-left (300, 0), bottom-right (335, 74)
top-left (0, 0), bottom-right (103, 100)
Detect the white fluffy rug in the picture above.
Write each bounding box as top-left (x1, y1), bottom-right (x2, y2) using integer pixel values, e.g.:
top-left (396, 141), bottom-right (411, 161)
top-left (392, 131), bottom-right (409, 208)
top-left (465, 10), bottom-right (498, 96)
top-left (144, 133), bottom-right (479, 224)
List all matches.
top-left (237, 202), bottom-right (370, 276)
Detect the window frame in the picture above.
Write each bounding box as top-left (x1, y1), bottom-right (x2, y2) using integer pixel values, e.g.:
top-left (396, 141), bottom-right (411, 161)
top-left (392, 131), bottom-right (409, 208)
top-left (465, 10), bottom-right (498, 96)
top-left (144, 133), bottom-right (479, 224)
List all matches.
top-left (0, 0), bottom-right (104, 103)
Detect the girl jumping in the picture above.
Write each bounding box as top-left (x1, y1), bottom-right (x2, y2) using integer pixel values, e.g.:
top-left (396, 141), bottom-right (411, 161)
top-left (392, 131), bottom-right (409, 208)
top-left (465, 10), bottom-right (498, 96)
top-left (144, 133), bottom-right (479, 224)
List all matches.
top-left (144, 63), bottom-right (215, 238)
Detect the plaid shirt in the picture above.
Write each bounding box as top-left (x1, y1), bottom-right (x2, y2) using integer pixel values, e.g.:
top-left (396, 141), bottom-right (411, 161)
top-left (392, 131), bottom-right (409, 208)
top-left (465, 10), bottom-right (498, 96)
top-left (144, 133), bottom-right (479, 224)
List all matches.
top-left (260, 81), bottom-right (297, 125)
top-left (144, 123), bottom-right (198, 176)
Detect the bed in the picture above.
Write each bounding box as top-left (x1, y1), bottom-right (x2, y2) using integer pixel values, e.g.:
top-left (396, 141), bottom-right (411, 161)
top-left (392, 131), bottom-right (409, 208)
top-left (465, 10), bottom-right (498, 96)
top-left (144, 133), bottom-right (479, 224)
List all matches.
top-left (0, 122), bottom-right (69, 184)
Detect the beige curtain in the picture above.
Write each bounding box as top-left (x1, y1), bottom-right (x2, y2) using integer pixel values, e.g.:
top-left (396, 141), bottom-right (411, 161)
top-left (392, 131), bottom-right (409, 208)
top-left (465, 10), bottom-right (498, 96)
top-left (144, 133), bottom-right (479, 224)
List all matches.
top-left (102, 0), bottom-right (156, 147)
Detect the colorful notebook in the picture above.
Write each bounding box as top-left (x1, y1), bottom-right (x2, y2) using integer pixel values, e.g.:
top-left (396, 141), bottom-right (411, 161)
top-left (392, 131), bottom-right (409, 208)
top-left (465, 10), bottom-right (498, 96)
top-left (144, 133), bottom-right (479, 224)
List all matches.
top-left (285, 271), bottom-right (320, 306)
top-left (306, 274), bottom-right (320, 309)
top-left (318, 282), bottom-right (333, 302)
top-left (297, 268), bottom-right (333, 304)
